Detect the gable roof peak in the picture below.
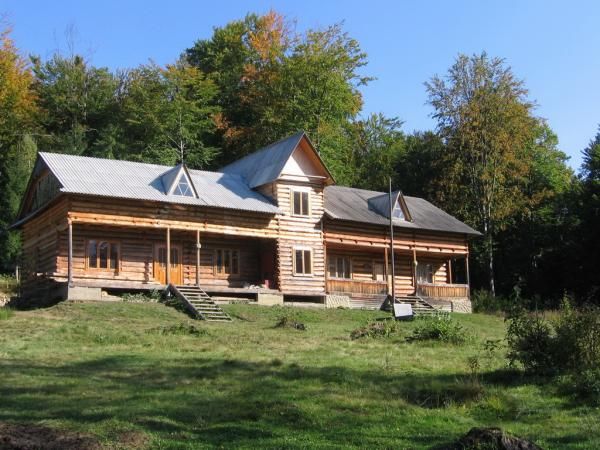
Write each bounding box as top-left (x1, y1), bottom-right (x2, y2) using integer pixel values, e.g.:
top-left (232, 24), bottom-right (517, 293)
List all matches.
top-left (219, 131), bottom-right (334, 188)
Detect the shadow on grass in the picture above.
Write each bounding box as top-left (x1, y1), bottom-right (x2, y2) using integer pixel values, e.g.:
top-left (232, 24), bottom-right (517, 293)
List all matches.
top-left (0, 355), bottom-right (579, 448)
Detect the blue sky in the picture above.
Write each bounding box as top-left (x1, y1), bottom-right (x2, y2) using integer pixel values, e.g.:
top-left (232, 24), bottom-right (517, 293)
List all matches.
top-left (3, 0), bottom-right (599, 169)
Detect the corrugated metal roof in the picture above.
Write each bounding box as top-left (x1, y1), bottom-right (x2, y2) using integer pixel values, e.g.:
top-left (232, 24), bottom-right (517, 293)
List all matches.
top-left (219, 131), bottom-right (305, 188)
top-left (324, 186), bottom-right (481, 236)
top-left (39, 152), bottom-right (281, 214)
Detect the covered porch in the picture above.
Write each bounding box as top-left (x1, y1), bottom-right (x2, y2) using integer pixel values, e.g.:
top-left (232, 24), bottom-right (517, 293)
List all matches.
top-left (61, 221), bottom-right (279, 298)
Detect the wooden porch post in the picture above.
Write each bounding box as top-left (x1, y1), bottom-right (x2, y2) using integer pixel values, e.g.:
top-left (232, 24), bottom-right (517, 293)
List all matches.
top-left (447, 258), bottom-right (453, 284)
top-left (465, 252), bottom-right (471, 297)
top-left (412, 246), bottom-right (418, 296)
top-left (166, 227), bottom-right (171, 286)
top-left (68, 220), bottom-right (73, 287)
top-left (384, 246), bottom-right (389, 295)
top-left (195, 229), bottom-right (201, 286)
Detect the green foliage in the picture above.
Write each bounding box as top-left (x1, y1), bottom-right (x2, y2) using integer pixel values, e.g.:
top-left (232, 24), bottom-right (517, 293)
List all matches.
top-left (0, 307), bottom-right (14, 320)
top-left (506, 301), bottom-right (600, 375)
top-left (506, 310), bottom-right (555, 374)
top-left (567, 367), bottom-right (600, 405)
top-left (121, 290), bottom-right (162, 303)
top-left (350, 319), bottom-right (400, 340)
top-left (408, 314), bottom-right (469, 344)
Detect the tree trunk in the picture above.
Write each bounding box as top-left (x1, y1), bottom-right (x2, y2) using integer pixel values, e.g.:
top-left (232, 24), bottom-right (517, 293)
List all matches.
top-left (488, 233), bottom-right (495, 297)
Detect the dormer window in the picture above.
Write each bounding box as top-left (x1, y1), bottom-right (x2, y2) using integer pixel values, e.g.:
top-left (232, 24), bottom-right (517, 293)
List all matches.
top-left (174, 172), bottom-right (194, 197)
top-left (392, 202), bottom-right (405, 220)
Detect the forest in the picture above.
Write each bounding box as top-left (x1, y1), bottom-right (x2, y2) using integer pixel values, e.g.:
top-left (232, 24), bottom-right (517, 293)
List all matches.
top-left (1, 11), bottom-right (598, 308)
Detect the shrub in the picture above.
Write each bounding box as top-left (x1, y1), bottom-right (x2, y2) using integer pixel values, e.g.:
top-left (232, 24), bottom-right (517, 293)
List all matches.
top-left (0, 308), bottom-right (14, 320)
top-left (407, 314), bottom-right (468, 344)
top-left (506, 301), bottom-right (600, 375)
top-left (568, 367), bottom-right (600, 405)
top-left (122, 290), bottom-right (162, 303)
top-left (274, 314), bottom-right (306, 331)
top-left (471, 289), bottom-right (519, 313)
top-left (350, 319), bottom-right (399, 340)
top-left (506, 310), bottom-right (555, 374)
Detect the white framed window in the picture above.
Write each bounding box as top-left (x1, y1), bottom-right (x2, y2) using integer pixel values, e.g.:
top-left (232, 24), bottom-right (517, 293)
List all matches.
top-left (328, 255), bottom-right (351, 279)
top-left (292, 190), bottom-right (310, 216)
top-left (173, 171), bottom-right (195, 197)
top-left (293, 248), bottom-right (313, 275)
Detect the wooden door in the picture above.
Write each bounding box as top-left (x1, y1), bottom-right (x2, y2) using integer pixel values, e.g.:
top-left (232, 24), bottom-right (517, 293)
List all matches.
top-left (154, 245), bottom-right (182, 285)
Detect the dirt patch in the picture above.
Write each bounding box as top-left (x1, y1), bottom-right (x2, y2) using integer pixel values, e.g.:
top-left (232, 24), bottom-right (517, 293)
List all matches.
top-left (0, 422), bottom-right (102, 450)
top-left (116, 431), bottom-right (149, 449)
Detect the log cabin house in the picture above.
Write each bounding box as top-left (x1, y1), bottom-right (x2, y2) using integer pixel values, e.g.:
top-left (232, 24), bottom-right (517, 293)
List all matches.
top-left (12, 132), bottom-right (479, 312)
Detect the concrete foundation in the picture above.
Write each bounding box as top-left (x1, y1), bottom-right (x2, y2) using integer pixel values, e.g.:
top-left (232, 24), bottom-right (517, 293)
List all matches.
top-left (64, 286), bottom-right (103, 301)
top-left (257, 292), bottom-right (284, 306)
top-left (451, 298), bottom-right (473, 313)
top-left (325, 294), bottom-right (351, 309)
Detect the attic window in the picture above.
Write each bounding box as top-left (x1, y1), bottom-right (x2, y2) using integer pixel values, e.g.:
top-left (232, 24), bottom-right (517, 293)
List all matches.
top-left (173, 172), bottom-right (194, 197)
top-left (392, 203), bottom-right (405, 220)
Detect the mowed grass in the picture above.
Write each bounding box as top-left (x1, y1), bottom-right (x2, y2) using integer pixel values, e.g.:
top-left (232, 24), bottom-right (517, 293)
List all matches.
top-left (0, 302), bottom-right (598, 449)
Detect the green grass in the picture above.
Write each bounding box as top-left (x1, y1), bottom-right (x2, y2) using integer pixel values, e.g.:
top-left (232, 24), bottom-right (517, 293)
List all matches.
top-left (0, 302), bottom-right (598, 449)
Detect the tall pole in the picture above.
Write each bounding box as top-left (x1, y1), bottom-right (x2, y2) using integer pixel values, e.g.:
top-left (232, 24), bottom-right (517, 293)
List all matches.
top-left (389, 178), bottom-right (396, 303)
top-left (196, 229), bottom-right (201, 286)
top-left (166, 227), bottom-right (171, 286)
top-left (68, 221), bottom-right (73, 287)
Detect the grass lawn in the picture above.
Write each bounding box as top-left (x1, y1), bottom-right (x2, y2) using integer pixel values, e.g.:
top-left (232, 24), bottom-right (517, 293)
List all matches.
top-left (0, 301), bottom-right (598, 449)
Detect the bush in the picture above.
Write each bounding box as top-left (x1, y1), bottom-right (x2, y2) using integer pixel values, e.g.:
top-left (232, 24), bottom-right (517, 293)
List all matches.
top-left (506, 301), bottom-right (600, 376)
top-left (0, 308), bottom-right (14, 320)
top-left (568, 367), bottom-right (600, 405)
top-left (274, 314), bottom-right (306, 331)
top-left (407, 314), bottom-right (468, 344)
top-left (471, 289), bottom-right (518, 313)
top-left (121, 290), bottom-right (162, 303)
top-left (350, 319), bottom-right (399, 340)
top-left (506, 310), bottom-right (555, 374)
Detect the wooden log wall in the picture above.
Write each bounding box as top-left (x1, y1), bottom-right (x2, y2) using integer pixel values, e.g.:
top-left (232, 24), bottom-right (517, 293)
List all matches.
top-left (263, 180), bottom-right (326, 296)
top-left (54, 224), bottom-right (266, 287)
top-left (67, 196), bottom-right (280, 239)
top-left (20, 197), bottom-right (69, 280)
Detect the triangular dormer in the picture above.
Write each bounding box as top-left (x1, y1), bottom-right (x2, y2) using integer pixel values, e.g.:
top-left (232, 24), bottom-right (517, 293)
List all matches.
top-left (161, 164), bottom-right (197, 198)
top-left (368, 190), bottom-right (412, 222)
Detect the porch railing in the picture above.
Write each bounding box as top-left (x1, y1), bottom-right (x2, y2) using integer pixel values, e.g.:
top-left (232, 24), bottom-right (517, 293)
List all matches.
top-left (326, 279), bottom-right (387, 295)
top-left (417, 284), bottom-right (469, 298)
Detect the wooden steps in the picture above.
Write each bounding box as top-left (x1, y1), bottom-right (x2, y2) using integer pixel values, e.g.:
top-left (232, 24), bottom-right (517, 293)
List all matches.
top-left (168, 284), bottom-right (232, 322)
top-left (395, 295), bottom-right (440, 315)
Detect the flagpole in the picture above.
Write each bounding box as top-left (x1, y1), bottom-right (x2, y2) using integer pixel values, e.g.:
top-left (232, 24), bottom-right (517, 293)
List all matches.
top-left (389, 177), bottom-right (396, 312)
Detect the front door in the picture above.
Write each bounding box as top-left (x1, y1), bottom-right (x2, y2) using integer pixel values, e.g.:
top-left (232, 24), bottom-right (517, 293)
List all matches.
top-left (154, 245), bottom-right (183, 285)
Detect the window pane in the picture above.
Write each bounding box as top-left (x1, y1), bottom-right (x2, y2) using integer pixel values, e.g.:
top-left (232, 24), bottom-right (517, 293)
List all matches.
top-left (343, 257), bottom-right (350, 279)
top-left (171, 248), bottom-right (179, 268)
top-left (216, 250), bottom-right (223, 273)
top-left (88, 241), bottom-right (97, 268)
top-left (303, 250), bottom-right (311, 274)
top-left (159, 247), bottom-right (167, 268)
top-left (231, 250), bottom-right (239, 275)
top-left (222, 249), bottom-right (229, 274)
top-left (174, 173), bottom-right (194, 197)
top-left (110, 243), bottom-right (119, 270)
top-left (336, 257), bottom-right (343, 278)
top-left (98, 242), bottom-right (109, 269)
top-left (328, 258), bottom-right (336, 278)
top-left (293, 191), bottom-right (301, 215)
top-left (392, 206), bottom-right (405, 219)
top-left (301, 192), bottom-right (309, 215)
top-left (295, 250), bottom-right (304, 274)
